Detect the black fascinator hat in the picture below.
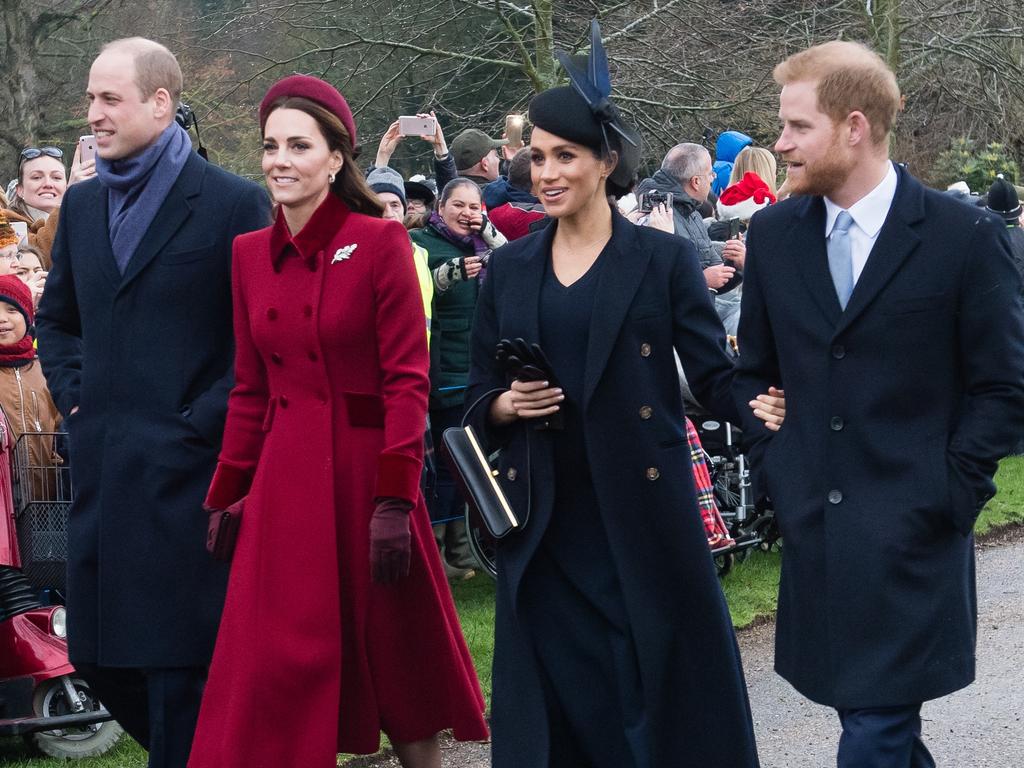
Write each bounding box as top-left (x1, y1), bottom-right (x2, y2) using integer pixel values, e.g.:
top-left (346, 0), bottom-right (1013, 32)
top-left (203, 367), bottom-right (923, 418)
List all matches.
top-left (529, 20), bottom-right (641, 190)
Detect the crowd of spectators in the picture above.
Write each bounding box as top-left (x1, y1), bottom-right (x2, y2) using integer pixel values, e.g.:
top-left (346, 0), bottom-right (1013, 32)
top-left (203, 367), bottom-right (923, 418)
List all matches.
top-left (5, 99), bottom-right (1023, 579)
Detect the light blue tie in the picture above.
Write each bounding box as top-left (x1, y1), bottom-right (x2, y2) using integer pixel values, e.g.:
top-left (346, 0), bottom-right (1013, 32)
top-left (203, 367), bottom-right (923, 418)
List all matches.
top-left (828, 211), bottom-right (855, 310)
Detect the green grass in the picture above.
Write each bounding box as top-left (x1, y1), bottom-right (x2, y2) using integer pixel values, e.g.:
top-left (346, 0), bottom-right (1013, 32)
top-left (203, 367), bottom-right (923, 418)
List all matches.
top-left (976, 456), bottom-right (1024, 534)
top-left (7, 457), bottom-right (1023, 766)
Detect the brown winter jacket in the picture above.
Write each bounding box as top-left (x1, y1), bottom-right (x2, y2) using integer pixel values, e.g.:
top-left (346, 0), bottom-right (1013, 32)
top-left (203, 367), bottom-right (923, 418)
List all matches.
top-left (1, 208), bottom-right (58, 269)
top-left (0, 361), bottom-right (62, 498)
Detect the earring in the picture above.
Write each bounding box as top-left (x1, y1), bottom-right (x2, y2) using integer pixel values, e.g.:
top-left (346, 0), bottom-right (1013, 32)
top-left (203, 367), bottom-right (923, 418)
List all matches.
top-left (328, 171), bottom-right (336, 184)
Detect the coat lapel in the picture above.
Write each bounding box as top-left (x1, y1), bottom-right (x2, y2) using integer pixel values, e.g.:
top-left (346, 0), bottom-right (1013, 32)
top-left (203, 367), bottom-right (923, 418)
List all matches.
top-left (791, 196), bottom-right (842, 327)
top-left (81, 182), bottom-right (123, 290)
top-left (508, 220), bottom-right (551, 345)
top-left (582, 214), bottom-right (650, 409)
top-left (834, 167), bottom-right (924, 336)
top-left (119, 153), bottom-right (205, 290)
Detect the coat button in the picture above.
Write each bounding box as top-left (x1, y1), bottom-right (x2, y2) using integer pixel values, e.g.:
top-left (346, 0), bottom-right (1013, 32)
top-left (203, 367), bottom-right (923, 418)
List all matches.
top-left (267, 308), bottom-right (278, 321)
top-left (303, 305), bottom-right (313, 318)
top-left (827, 489), bottom-right (843, 504)
top-left (831, 344), bottom-right (846, 359)
top-left (830, 416), bottom-right (844, 431)
top-left (506, 467), bottom-right (518, 481)
top-left (646, 467), bottom-right (660, 481)
top-left (639, 405), bottom-right (653, 420)
top-left (640, 343), bottom-right (652, 357)
top-left (308, 351), bottom-right (319, 362)
top-left (279, 395), bottom-right (289, 408)
top-left (270, 353), bottom-right (283, 365)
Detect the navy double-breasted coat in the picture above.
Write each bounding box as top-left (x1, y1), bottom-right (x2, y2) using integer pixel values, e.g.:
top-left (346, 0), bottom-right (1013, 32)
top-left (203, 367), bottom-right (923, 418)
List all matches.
top-left (36, 152), bottom-right (270, 667)
top-left (733, 165), bottom-right (1024, 709)
top-left (466, 212), bottom-right (760, 767)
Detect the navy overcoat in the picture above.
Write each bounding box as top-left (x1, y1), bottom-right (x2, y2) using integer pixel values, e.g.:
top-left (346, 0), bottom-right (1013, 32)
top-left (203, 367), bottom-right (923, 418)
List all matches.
top-left (466, 213), bottom-right (760, 767)
top-left (733, 165), bottom-right (1024, 709)
top-left (36, 152), bottom-right (270, 667)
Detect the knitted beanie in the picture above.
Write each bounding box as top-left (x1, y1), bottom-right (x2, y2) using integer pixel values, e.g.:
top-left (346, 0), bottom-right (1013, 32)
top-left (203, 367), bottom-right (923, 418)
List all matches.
top-left (0, 274), bottom-right (34, 326)
top-left (0, 213), bottom-right (19, 249)
top-left (367, 167), bottom-right (407, 211)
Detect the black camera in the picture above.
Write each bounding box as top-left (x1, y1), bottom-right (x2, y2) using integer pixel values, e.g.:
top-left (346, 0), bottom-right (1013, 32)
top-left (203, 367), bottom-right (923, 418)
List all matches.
top-left (639, 190), bottom-right (673, 213)
top-left (175, 103), bottom-right (196, 131)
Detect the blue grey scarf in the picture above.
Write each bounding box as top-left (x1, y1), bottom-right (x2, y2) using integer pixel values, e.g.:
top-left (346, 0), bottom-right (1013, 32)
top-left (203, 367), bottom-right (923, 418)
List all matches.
top-left (96, 123), bottom-right (193, 273)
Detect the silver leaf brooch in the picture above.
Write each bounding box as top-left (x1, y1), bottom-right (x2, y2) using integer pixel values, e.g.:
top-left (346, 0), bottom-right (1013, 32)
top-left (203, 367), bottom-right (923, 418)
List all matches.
top-left (332, 243), bottom-right (358, 264)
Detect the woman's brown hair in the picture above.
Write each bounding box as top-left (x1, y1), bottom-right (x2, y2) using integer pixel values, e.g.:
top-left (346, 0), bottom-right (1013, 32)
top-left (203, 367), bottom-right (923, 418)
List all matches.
top-left (262, 96), bottom-right (384, 217)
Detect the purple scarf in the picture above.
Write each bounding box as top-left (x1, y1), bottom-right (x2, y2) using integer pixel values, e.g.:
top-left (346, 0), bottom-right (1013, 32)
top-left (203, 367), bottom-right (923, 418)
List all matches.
top-left (96, 123), bottom-right (193, 273)
top-left (428, 211), bottom-right (489, 257)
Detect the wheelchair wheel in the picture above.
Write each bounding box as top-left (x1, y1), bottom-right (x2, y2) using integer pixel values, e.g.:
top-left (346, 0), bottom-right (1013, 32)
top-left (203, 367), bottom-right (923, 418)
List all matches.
top-left (465, 506), bottom-right (497, 579)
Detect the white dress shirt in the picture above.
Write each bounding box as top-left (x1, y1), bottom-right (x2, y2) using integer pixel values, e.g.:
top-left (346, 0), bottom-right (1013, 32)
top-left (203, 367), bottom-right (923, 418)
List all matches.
top-left (824, 161), bottom-right (899, 283)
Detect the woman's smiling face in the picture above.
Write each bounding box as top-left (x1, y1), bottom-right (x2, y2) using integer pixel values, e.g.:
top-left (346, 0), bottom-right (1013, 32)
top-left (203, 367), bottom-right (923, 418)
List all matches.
top-left (439, 184), bottom-right (482, 237)
top-left (529, 127), bottom-right (611, 219)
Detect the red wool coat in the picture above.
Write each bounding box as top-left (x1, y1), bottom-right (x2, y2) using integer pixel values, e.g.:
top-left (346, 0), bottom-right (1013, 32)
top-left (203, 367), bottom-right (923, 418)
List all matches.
top-left (188, 194), bottom-right (487, 767)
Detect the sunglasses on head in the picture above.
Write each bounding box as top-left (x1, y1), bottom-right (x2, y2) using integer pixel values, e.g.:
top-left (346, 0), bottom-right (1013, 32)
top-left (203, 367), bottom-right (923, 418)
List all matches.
top-left (20, 146), bottom-right (63, 162)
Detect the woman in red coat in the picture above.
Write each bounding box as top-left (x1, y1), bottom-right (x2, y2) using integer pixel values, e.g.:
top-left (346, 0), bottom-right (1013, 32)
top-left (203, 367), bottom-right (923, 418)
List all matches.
top-left (187, 76), bottom-right (488, 768)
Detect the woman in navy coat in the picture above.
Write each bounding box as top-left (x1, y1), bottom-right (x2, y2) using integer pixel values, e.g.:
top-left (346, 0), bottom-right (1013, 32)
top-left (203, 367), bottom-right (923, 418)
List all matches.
top-left (465, 26), bottom-right (772, 768)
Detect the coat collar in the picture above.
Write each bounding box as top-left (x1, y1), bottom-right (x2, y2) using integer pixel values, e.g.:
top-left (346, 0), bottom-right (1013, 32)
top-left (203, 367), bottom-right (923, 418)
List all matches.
top-left (791, 163), bottom-right (925, 333)
top-left (119, 151), bottom-right (206, 289)
top-left (269, 192), bottom-right (351, 271)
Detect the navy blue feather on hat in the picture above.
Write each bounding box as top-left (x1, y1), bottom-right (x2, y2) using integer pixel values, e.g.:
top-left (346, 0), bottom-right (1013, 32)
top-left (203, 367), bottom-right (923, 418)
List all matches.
top-left (529, 19), bottom-right (641, 189)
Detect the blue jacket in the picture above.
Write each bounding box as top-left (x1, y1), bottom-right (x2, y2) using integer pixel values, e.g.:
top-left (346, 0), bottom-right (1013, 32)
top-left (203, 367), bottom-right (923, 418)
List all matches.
top-left (483, 176), bottom-right (539, 210)
top-left (712, 130), bottom-right (752, 196)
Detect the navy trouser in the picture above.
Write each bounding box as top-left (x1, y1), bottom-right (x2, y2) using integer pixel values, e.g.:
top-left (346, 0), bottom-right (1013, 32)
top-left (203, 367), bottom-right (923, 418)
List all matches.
top-left (836, 705), bottom-right (935, 768)
top-left (75, 664), bottom-right (206, 768)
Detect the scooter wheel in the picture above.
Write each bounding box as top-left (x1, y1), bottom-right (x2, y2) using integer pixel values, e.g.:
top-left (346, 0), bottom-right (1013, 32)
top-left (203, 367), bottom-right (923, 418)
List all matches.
top-left (714, 552), bottom-right (735, 578)
top-left (28, 677), bottom-right (124, 759)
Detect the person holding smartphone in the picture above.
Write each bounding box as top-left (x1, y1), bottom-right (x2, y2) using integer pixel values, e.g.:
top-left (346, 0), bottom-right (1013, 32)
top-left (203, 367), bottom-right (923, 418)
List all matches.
top-left (3, 143), bottom-right (96, 268)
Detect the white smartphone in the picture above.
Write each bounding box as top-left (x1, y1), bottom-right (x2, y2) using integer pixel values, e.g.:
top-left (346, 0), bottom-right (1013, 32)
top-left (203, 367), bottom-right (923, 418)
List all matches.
top-left (79, 135), bottom-right (97, 163)
top-left (398, 116), bottom-right (436, 137)
top-left (10, 222), bottom-right (28, 243)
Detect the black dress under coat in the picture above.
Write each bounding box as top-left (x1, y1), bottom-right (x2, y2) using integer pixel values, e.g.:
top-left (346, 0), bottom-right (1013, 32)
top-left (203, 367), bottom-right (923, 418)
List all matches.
top-left (465, 211), bottom-right (760, 767)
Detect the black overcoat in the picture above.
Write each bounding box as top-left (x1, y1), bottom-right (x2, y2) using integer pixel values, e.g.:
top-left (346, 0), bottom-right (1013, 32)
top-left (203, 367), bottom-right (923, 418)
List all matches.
top-left (733, 165), bottom-right (1024, 709)
top-left (36, 152), bottom-right (270, 667)
top-left (466, 213), bottom-right (760, 767)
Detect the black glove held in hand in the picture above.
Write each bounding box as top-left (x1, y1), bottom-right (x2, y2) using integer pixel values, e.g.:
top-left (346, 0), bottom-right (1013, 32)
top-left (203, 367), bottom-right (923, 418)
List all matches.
top-left (370, 497), bottom-right (413, 584)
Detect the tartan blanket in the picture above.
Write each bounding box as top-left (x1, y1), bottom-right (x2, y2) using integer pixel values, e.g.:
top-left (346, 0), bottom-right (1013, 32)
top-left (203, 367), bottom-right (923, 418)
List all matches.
top-left (686, 418), bottom-right (733, 548)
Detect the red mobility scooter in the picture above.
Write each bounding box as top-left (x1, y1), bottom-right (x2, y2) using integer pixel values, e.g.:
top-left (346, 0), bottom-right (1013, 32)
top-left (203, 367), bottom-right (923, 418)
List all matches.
top-left (0, 415), bottom-right (122, 758)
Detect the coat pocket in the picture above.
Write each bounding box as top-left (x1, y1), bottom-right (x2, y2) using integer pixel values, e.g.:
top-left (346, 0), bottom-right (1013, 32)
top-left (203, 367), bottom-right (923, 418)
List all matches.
top-left (342, 391), bottom-right (386, 429)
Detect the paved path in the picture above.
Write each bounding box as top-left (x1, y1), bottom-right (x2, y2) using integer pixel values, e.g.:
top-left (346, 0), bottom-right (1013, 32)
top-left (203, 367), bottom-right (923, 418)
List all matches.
top-left (353, 530), bottom-right (1024, 767)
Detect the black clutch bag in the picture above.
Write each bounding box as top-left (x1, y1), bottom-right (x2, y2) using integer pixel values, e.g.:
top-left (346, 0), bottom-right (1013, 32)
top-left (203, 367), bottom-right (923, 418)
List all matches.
top-left (441, 424), bottom-right (522, 539)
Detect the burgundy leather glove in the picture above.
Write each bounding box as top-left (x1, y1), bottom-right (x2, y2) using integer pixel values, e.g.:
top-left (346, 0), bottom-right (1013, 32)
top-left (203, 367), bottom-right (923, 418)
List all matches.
top-left (370, 497), bottom-right (413, 584)
top-left (205, 498), bottom-right (244, 562)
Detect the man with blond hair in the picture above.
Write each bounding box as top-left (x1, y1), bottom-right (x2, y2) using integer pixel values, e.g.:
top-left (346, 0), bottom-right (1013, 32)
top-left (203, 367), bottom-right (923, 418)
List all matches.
top-left (37, 37), bottom-right (269, 767)
top-left (734, 40), bottom-right (1024, 766)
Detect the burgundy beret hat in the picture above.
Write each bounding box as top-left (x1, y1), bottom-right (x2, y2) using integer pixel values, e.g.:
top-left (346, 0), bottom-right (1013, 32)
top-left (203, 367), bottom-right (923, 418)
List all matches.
top-left (259, 74), bottom-right (357, 150)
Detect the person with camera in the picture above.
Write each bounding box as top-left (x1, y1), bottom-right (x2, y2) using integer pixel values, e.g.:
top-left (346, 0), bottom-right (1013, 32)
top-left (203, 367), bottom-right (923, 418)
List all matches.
top-left (374, 110), bottom-right (457, 197)
top-left (635, 143), bottom-right (747, 333)
top-left (36, 37), bottom-right (270, 768)
top-left (188, 74), bottom-right (487, 768)
top-left (411, 178), bottom-right (505, 577)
